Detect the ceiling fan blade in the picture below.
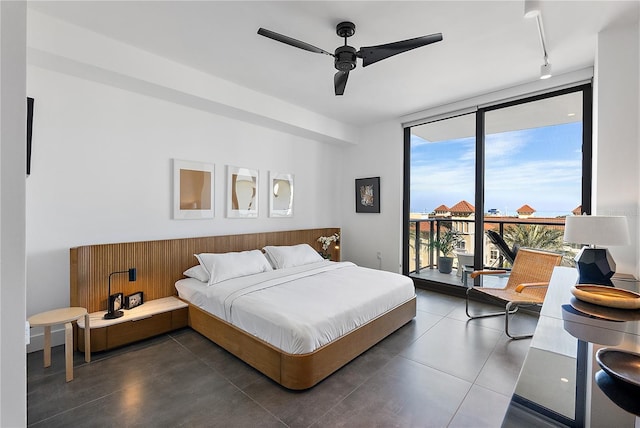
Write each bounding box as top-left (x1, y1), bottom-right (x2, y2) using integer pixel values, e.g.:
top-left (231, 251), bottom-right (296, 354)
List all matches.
top-left (257, 28), bottom-right (333, 56)
top-left (334, 71), bottom-right (349, 96)
top-left (357, 33), bottom-right (443, 67)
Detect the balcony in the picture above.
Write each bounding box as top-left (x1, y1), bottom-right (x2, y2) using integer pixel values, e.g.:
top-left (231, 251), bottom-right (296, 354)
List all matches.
top-left (409, 216), bottom-right (573, 289)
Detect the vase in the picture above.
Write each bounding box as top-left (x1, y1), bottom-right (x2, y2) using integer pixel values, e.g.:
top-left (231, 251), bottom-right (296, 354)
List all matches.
top-left (438, 257), bottom-right (454, 274)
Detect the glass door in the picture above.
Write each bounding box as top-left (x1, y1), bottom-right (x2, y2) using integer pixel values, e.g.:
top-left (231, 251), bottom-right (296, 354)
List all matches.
top-left (405, 85), bottom-right (591, 291)
top-left (408, 113), bottom-right (476, 286)
top-left (484, 91), bottom-right (584, 269)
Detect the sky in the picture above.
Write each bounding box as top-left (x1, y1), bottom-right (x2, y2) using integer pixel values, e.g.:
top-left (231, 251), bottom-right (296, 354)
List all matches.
top-left (410, 122), bottom-right (582, 217)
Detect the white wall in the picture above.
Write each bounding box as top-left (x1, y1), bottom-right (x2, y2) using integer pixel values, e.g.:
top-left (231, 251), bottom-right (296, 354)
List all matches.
top-left (594, 20), bottom-right (640, 278)
top-left (341, 121), bottom-right (405, 272)
top-left (0, 1), bottom-right (28, 425)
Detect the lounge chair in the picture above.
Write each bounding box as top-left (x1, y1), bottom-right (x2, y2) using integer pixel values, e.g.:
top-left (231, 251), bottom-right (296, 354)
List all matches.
top-left (465, 248), bottom-right (562, 339)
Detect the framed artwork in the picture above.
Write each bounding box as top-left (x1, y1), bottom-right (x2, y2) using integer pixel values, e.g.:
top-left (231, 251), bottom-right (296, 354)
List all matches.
top-left (227, 165), bottom-right (259, 218)
top-left (269, 172), bottom-right (294, 218)
top-left (172, 159), bottom-right (214, 219)
top-left (355, 177), bottom-right (380, 213)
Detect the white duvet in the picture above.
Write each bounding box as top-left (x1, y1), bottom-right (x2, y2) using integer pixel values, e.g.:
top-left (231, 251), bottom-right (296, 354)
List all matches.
top-left (175, 261), bottom-right (415, 354)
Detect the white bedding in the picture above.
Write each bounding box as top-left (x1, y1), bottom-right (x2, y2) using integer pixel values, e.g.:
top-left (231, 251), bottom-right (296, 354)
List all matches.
top-left (175, 261), bottom-right (415, 354)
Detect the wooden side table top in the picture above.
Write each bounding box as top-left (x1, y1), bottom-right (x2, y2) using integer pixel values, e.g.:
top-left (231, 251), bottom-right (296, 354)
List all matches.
top-left (28, 307), bottom-right (88, 326)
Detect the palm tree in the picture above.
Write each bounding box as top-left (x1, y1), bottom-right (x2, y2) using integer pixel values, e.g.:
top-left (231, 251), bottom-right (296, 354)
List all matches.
top-left (502, 224), bottom-right (564, 251)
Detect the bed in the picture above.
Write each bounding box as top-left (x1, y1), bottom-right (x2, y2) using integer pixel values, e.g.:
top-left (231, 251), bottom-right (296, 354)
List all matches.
top-left (70, 228), bottom-right (417, 389)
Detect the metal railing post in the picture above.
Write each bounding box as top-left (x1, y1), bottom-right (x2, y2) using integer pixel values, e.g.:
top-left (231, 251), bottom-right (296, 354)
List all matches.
top-left (429, 220), bottom-right (435, 269)
top-left (415, 221), bottom-right (421, 274)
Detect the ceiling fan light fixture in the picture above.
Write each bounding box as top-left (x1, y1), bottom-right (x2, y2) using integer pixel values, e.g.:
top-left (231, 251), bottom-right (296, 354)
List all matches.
top-left (540, 61), bottom-right (552, 79)
top-left (524, 0), bottom-right (541, 19)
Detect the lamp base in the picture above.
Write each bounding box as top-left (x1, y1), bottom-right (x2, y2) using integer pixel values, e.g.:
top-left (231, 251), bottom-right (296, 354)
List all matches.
top-left (575, 247), bottom-right (615, 286)
top-left (103, 310), bottom-right (124, 320)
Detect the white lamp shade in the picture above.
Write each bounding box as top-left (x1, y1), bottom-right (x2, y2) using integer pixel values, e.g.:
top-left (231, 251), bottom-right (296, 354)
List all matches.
top-left (563, 215), bottom-right (630, 246)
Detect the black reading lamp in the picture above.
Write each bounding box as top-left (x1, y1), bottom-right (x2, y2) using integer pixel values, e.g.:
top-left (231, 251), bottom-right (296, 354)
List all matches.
top-left (104, 268), bottom-right (137, 319)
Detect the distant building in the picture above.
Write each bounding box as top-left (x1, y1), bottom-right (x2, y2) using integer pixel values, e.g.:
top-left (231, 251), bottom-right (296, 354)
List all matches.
top-left (572, 205), bottom-right (582, 216)
top-left (516, 204), bottom-right (536, 218)
top-left (433, 204), bottom-right (450, 217)
top-left (413, 200), bottom-right (567, 269)
top-left (449, 200), bottom-right (475, 218)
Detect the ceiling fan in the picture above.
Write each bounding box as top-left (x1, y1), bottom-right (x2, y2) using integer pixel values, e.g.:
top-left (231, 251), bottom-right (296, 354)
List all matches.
top-left (257, 21), bottom-right (443, 96)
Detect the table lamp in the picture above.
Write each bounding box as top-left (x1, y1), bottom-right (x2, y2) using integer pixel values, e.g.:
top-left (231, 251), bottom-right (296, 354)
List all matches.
top-left (104, 268), bottom-right (137, 319)
top-left (563, 215), bottom-right (629, 286)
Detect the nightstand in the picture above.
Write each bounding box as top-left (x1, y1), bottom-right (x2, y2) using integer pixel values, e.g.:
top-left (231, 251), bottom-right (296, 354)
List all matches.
top-left (77, 296), bottom-right (188, 352)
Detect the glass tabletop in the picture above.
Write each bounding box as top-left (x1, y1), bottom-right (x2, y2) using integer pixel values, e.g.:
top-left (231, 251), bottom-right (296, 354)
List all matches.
top-left (503, 267), bottom-right (640, 427)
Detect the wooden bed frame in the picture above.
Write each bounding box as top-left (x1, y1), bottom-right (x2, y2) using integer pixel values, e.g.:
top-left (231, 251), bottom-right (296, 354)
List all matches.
top-left (70, 228), bottom-right (416, 389)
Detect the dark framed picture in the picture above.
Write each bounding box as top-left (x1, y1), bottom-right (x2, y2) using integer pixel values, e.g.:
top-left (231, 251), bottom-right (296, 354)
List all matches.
top-left (125, 291), bottom-right (144, 310)
top-left (355, 177), bottom-right (380, 213)
top-left (108, 292), bottom-right (124, 313)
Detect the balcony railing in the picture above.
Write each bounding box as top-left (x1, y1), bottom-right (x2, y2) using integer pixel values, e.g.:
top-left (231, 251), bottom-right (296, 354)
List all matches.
top-left (409, 217), bottom-right (571, 280)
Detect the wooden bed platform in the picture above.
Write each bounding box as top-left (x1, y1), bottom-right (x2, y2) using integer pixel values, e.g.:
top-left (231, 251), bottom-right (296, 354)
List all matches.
top-left (70, 228), bottom-right (416, 389)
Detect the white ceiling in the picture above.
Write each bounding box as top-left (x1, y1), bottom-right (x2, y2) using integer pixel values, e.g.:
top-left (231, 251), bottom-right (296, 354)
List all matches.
top-left (28, 1), bottom-right (639, 127)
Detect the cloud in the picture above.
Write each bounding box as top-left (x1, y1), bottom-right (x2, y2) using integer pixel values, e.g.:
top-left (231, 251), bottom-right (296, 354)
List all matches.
top-left (409, 125), bottom-right (582, 214)
top-left (484, 131), bottom-right (529, 165)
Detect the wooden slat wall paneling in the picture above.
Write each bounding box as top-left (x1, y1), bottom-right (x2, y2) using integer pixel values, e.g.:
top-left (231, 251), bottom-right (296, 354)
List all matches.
top-left (70, 228), bottom-right (340, 314)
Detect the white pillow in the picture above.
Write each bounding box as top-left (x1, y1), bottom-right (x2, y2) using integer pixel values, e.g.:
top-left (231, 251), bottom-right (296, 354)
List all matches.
top-left (195, 250), bottom-right (273, 285)
top-left (183, 265), bottom-right (209, 283)
top-left (262, 244), bottom-right (324, 269)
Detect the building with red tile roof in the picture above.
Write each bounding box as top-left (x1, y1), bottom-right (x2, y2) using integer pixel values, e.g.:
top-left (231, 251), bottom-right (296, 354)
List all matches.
top-left (449, 200), bottom-right (474, 217)
top-left (433, 204), bottom-right (450, 216)
top-left (516, 204), bottom-right (536, 218)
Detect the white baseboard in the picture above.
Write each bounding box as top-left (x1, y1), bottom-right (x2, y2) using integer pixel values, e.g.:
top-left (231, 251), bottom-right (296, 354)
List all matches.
top-left (27, 327), bottom-right (66, 353)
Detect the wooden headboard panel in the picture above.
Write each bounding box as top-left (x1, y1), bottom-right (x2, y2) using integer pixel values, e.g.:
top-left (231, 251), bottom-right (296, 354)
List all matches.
top-left (70, 228), bottom-right (341, 313)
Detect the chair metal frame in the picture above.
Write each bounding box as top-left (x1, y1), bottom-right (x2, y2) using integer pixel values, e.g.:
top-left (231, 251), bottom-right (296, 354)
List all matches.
top-left (465, 248), bottom-right (562, 339)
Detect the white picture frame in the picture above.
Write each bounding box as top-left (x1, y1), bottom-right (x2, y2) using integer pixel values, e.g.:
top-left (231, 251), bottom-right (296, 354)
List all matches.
top-left (226, 165), bottom-right (259, 218)
top-left (269, 172), bottom-right (294, 218)
top-left (172, 159), bottom-right (214, 220)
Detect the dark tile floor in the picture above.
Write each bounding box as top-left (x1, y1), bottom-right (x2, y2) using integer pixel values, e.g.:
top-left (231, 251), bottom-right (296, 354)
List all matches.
top-left (27, 288), bottom-right (538, 427)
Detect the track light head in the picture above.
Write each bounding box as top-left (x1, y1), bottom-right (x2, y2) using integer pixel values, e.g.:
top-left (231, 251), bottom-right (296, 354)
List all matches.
top-left (524, 0), bottom-right (541, 18)
top-left (540, 62), bottom-right (552, 79)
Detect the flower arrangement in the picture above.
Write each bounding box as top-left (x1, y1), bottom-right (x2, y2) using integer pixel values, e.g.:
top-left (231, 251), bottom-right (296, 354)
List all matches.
top-left (317, 232), bottom-right (340, 259)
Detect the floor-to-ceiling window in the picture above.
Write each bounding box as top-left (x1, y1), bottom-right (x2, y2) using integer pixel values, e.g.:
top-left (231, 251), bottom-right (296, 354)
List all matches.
top-left (404, 84), bottom-right (592, 292)
top-left (407, 113), bottom-right (476, 277)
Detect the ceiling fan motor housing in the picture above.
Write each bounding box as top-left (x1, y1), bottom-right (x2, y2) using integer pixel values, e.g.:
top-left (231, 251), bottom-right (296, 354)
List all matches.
top-left (334, 45), bottom-right (357, 71)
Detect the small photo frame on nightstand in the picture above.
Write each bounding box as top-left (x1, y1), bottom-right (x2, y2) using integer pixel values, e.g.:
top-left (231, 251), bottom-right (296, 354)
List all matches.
top-left (108, 292), bottom-right (124, 313)
top-left (125, 291), bottom-right (144, 310)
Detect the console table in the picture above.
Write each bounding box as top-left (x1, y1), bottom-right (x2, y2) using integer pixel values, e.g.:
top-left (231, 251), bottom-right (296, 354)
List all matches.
top-left (503, 267), bottom-right (640, 427)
